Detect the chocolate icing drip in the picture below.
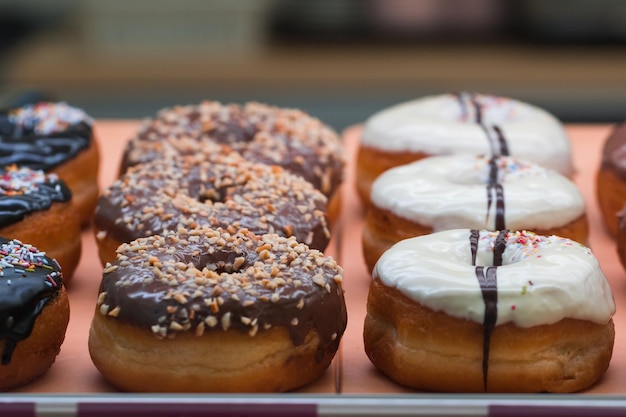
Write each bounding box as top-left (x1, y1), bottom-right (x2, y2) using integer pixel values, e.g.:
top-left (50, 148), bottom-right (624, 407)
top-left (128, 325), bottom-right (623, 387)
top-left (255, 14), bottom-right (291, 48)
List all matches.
top-left (492, 229), bottom-right (508, 267)
top-left (468, 230), bottom-right (508, 391)
top-left (0, 237), bottom-right (63, 364)
top-left (469, 229), bottom-right (480, 265)
top-left (474, 265), bottom-right (498, 391)
top-left (486, 157), bottom-right (506, 231)
top-left (453, 92), bottom-right (511, 158)
top-left (493, 125), bottom-right (510, 157)
top-left (0, 109), bottom-right (92, 171)
top-left (0, 172), bottom-right (71, 227)
top-left (470, 95), bottom-right (483, 125)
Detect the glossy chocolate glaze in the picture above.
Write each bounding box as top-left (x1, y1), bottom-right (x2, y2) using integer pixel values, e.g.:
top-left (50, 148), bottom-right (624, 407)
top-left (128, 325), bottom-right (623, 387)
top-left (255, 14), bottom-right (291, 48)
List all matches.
top-left (0, 237), bottom-right (63, 364)
top-left (97, 229), bottom-right (347, 362)
top-left (95, 151), bottom-right (331, 251)
top-left (469, 229), bottom-right (508, 391)
top-left (0, 167), bottom-right (71, 227)
top-left (601, 122), bottom-right (626, 181)
top-left (0, 103), bottom-right (93, 171)
top-left (120, 101), bottom-right (344, 198)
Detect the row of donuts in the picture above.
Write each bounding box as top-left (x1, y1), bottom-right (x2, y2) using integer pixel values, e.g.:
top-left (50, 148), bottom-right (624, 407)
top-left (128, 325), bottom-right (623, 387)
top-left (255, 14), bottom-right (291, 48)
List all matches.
top-left (90, 101), bottom-right (349, 392)
top-left (355, 93), bottom-right (617, 393)
top-left (0, 101), bottom-right (99, 390)
top-left (0, 100), bottom-right (349, 392)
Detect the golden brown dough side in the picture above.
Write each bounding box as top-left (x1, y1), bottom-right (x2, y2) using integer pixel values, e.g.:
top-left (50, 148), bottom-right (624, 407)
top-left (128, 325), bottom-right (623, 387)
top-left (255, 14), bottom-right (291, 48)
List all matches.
top-left (0, 202), bottom-right (82, 281)
top-left (362, 206), bottom-right (589, 273)
top-left (355, 145), bottom-right (429, 207)
top-left (597, 167), bottom-right (626, 237)
top-left (0, 288), bottom-right (70, 391)
top-left (89, 313), bottom-right (336, 393)
top-left (51, 137), bottom-right (100, 226)
top-left (364, 280), bottom-right (615, 393)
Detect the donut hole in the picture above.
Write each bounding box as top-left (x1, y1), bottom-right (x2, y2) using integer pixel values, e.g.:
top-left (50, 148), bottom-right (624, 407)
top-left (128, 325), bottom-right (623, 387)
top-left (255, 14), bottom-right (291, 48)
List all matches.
top-left (188, 252), bottom-right (252, 276)
top-left (197, 186), bottom-right (232, 204)
top-left (199, 117), bottom-right (257, 145)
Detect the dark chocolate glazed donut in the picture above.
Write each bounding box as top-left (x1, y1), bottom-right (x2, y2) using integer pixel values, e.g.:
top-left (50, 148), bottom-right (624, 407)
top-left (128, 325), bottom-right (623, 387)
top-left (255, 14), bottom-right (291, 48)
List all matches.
top-left (120, 101), bottom-right (344, 199)
top-left (96, 227), bottom-right (346, 359)
top-left (95, 146), bottom-right (331, 264)
top-left (0, 102), bottom-right (93, 171)
top-left (0, 237), bottom-right (64, 364)
top-left (600, 123), bottom-right (626, 180)
top-left (0, 166), bottom-right (71, 227)
top-left (597, 123), bottom-right (626, 236)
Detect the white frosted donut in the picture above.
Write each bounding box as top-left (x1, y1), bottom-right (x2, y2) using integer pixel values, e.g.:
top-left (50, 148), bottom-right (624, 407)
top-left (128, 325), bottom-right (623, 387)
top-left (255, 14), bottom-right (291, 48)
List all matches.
top-left (371, 154), bottom-right (584, 232)
top-left (362, 93), bottom-right (573, 176)
top-left (374, 229), bottom-right (614, 327)
top-left (364, 229), bottom-right (615, 392)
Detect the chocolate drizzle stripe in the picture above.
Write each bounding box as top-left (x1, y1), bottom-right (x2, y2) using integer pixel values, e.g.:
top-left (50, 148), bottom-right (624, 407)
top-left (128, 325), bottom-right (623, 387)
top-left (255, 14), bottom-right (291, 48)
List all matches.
top-left (470, 95), bottom-right (483, 124)
top-left (485, 156), bottom-right (506, 231)
top-left (468, 229), bottom-right (508, 391)
top-left (493, 125), bottom-right (510, 157)
top-left (458, 93), bottom-right (508, 230)
top-left (469, 229), bottom-right (480, 265)
top-left (474, 265), bottom-right (498, 391)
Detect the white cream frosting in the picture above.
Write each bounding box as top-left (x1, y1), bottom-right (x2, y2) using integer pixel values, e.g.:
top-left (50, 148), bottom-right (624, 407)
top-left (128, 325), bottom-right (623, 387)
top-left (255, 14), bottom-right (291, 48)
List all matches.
top-left (370, 154), bottom-right (585, 231)
top-left (373, 229), bottom-right (615, 327)
top-left (362, 93), bottom-right (574, 176)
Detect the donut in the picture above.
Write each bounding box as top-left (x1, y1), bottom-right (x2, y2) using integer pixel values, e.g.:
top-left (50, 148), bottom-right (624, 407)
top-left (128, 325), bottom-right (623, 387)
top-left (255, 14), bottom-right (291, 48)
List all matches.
top-left (0, 237), bottom-right (69, 391)
top-left (356, 92), bottom-right (573, 205)
top-left (94, 147), bottom-right (330, 266)
top-left (0, 102), bottom-right (99, 225)
top-left (88, 226), bottom-right (347, 392)
top-left (362, 154), bottom-right (587, 272)
top-left (120, 101), bottom-right (344, 222)
top-left (364, 229), bottom-right (615, 393)
top-left (0, 165), bottom-right (82, 281)
top-left (597, 122), bottom-right (626, 236)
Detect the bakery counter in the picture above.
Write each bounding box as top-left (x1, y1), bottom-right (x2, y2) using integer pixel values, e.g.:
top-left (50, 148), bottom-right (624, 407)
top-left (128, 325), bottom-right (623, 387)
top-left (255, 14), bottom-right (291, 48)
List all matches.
top-left (3, 121), bottom-right (626, 415)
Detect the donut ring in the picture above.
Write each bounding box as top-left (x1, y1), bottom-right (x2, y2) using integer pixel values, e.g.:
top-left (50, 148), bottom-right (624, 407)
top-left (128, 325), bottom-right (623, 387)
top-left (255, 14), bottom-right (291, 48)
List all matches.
top-left (365, 229), bottom-right (615, 393)
top-left (0, 102), bottom-right (99, 224)
top-left (0, 237), bottom-right (69, 391)
top-left (0, 165), bottom-right (82, 281)
top-left (88, 227), bottom-right (347, 392)
top-left (120, 101), bottom-right (345, 222)
top-left (363, 154), bottom-right (587, 271)
top-left (357, 93), bottom-right (573, 204)
top-left (597, 122), bottom-right (626, 236)
top-left (94, 146), bottom-right (330, 265)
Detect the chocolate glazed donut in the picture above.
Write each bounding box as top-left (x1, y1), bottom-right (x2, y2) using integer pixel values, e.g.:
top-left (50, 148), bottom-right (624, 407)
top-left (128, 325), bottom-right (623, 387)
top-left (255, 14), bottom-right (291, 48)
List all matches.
top-left (88, 227), bottom-right (347, 392)
top-left (94, 147), bottom-right (331, 265)
top-left (120, 101), bottom-right (345, 221)
top-left (0, 166), bottom-right (82, 281)
top-left (0, 102), bottom-right (99, 224)
top-left (0, 237), bottom-right (69, 391)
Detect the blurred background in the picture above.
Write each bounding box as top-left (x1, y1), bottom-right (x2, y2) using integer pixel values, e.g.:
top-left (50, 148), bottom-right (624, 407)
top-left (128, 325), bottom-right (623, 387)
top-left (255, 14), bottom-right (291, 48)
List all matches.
top-left (1, 0), bottom-right (626, 131)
